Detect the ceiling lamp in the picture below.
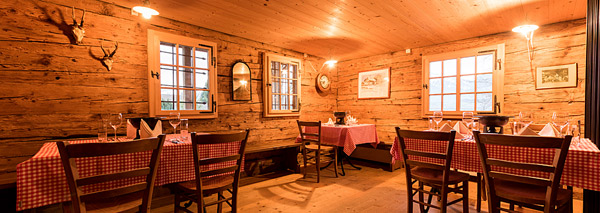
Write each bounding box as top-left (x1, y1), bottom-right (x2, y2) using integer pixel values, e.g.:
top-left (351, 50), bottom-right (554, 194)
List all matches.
top-left (512, 24), bottom-right (539, 63)
top-left (324, 60), bottom-right (338, 68)
top-left (132, 0), bottom-right (159, 19)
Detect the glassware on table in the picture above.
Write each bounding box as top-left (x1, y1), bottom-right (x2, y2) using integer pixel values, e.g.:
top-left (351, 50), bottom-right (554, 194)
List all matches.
top-left (97, 117), bottom-right (108, 142)
top-left (472, 118), bottom-right (480, 131)
top-left (433, 111), bottom-right (443, 131)
top-left (462, 112), bottom-right (474, 137)
top-left (427, 116), bottom-right (435, 130)
top-left (552, 112), bottom-right (569, 137)
top-left (519, 112), bottom-right (533, 130)
top-left (108, 113), bottom-right (123, 142)
top-left (180, 119), bottom-right (189, 141)
top-left (169, 112), bottom-right (181, 140)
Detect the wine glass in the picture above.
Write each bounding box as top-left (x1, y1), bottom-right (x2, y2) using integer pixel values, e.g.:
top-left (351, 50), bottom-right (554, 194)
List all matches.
top-left (169, 112), bottom-right (181, 137)
top-left (462, 112), bottom-right (474, 137)
top-left (552, 112), bottom-right (569, 137)
top-left (433, 111), bottom-right (443, 131)
top-left (519, 112), bottom-right (533, 130)
top-left (108, 113), bottom-right (123, 141)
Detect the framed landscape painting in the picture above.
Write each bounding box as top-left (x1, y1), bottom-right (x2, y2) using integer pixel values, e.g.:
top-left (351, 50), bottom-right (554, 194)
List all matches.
top-left (358, 67), bottom-right (391, 99)
top-left (536, 63), bottom-right (577, 89)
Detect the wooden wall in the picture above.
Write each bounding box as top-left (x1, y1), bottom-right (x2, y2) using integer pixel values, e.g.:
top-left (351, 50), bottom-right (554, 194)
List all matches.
top-left (0, 0), bottom-right (337, 184)
top-left (336, 19), bottom-right (587, 143)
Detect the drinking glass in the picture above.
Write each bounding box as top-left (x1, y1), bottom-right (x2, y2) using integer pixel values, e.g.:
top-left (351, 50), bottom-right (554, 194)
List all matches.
top-left (98, 118), bottom-right (108, 142)
top-left (462, 112), bottom-right (474, 137)
top-left (108, 113), bottom-right (123, 141)
top-left (552, 112), bottom-right (569, 137)
top-left (180, 119), bottom-right (189, 141)
top-left (433, 111), bottom-right (443, 131)
top-left (519, 112), bottom-right (533, 129)
top-left (169, 112), bottom-right (181, 135)
top-left (428, 116), bottom-right (435, 130)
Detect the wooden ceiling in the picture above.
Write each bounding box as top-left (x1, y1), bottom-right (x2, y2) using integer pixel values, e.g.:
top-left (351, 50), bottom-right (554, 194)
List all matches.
top-left (120, 0), bottom-right (586, 61)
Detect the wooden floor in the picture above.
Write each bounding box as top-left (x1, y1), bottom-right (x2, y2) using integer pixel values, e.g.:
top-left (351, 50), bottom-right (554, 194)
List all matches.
top-left (154, 161), bottom-right (583, 213)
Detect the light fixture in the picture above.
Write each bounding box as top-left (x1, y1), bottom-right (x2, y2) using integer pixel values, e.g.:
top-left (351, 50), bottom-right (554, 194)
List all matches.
top-left (132, 0), bottom-right (159, 19)
top-left (512, 24), bottom-right (539, 63)
top-left (324, 60), bottom-right (338, 68)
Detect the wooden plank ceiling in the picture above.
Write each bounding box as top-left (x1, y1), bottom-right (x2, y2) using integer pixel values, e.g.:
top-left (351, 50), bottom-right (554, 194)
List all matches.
top-left (118, 0), bottom-right (586, 61)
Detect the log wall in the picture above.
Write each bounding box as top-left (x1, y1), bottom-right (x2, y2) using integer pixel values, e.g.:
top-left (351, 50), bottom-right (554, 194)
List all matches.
top-left (336, 19), bottom-right (587, 143)
top-left (0, 0), bottom-right (337, 184)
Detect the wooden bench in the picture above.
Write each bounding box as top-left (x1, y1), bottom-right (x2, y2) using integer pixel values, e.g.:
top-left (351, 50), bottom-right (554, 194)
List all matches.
top-left (349, 142), bottom-right (403, 172)
top-left (243, 141), bottom-right (301, 177)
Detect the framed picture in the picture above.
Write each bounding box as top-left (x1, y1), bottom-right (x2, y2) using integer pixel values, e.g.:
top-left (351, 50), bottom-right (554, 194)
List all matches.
top-left (358, 67), bottom-right (391, 99)
top-left (536, 63), bottom-right (577, 89)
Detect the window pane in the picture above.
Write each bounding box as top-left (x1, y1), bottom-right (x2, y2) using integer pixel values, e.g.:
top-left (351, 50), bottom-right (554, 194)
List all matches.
top-left (160, 42), bottom-right (176, 65)
top-left (460, 56), bottom-right (475, 74)
top-left (443, 59), bottom-right (457, 76)
top-left (271, 62), bottom-right (280, 77)
top-left (460, 94), bottom-right (475, 111)
top-left (443, 94), bottom-right (456, 111)
top-left (290, 80), bottom-right (297, 94)
top-left (443, 77), bottom-right (456, 93)
top-left (476, 93), bottom-right (493, 111)
top-left (281, 63), bottom-right (288, 78)
top-left (160, 65), bottom-right (176, 87)
top-left (477, 54), bottom-right (494, 73)
top-left (281, 79), bottom-right (288, 94)
top-left (290, 64), bottom-right (297, 79)
top-left (179, 67), bottom-right (194, 88)
top-left (477, 74), bottom-right (493, 92)
top-left (460, 75), bottom-right (475, 93)
top-left (179, 90), bottom-right (194, 110)
top-left (429, 78), bottom-right (442, 94)
top-left (161, 89), bottom-right (176, 110)
top-left (272, 79), bottom-right (280, 93)
top-left (195, 70), bottom-right (209, 89)
top-left (429, 95), bottom-right (442, 111)
top-left (179, 45), bottom-right (194, 67)
top-left (430, 61), bottom-right (442, 77)
top-left (281, 95), bottom-right (288, 110)
top-left (195, 49), bottom-right (209, 69)
top-left (272, 95), bottom-right (280, 110)
top-left (195, 90), bottom-right (209, 110)
top-left (291, 95), bottom-right (297, 110)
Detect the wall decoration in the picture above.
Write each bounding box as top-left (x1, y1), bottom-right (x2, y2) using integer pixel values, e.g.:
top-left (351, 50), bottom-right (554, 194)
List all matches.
top-left (232, 61), bottom-right (252, 100)
top-left (100, 42), bottom-right (118, 71)
top-left (358, 67), bottom-right (391, 99)
top-left (70, 7), bottom-right (86, 44)
top-left (536, 63), bottom-right (577, 89)
top-left (316, 72), bottom-right (331, 92)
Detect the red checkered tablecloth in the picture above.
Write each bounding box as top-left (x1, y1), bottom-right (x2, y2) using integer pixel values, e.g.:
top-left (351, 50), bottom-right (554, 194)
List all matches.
top-left (296, 124), bottom-right (380, 155)
top-left (16, 134), bottom-right (241, 211)
top-left (390, 137), bottom-right (600, 191)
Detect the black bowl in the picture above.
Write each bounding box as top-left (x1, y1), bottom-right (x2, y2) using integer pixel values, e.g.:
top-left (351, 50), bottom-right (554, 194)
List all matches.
top-left (334, 111), bottom-right (346, 118)
top-left (475, 115), bottom-right (512, 127)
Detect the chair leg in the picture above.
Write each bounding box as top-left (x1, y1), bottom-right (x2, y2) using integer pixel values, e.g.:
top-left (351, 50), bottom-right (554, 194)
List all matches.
top-left (302, 147), bottom-right (308, 179)
top-left (476, 173), bottom-right (481, 212)
top-left (418, 182), bottom-right (426, 213)
top-left (316, 149), bottom-right (321, 183)
top-left (463, 180), bottom-right (469, 213)
top-left (333, 148), bottom-right (339, 178)
top-left (509, 203), bottom-right (514, 211)
top-left (440, 185), bottom-right (448, 213)
top-left (174, 193), bottom-right (180, 213)
top-left (217, 192), bottom-right (223, 213)
top-left (407, 178), bottom-right (414, 213)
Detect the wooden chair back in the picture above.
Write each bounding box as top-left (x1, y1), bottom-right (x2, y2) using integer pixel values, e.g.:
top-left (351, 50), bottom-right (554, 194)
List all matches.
top-left (190, 130), bottom-right (250, 209)
top-left (394, 128), bottom-right (457, 184)
top-left (57, 135), bottom-right (166, 213)
top-left (473, 131), bottom-right (572, 212)
top-left (297, 121), bottom-right (322, 150)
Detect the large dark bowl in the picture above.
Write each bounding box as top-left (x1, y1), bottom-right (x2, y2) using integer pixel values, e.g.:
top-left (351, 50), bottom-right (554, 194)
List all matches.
top-left (334, 111), bottom-right (346, 119)
top-left (476, 115), bottom-right (512, 127)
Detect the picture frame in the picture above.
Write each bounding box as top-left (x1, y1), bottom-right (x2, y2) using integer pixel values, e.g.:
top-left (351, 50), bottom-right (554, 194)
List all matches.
top-left (536, 63), bottom-right (577, 89)
top-left (358, 67), bottom-right (391, 99)
top-left (231, 61), bottom-right (252, 101)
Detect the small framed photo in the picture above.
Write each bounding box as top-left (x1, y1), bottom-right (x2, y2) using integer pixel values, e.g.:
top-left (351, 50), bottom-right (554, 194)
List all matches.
top-left (358, 67), bottom-right (391, 99)
top-left (536, 63), bottom-right (577, 89)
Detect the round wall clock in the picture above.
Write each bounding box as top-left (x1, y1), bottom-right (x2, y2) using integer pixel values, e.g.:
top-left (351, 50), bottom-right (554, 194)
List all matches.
top-left (316, 73), bottom-right (331, 92)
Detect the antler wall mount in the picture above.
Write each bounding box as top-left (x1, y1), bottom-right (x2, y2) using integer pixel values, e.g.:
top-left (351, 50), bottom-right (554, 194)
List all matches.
top-left (70, 7), bottom-right (85, 44)
top-left (100, 42), bottom-right (118, 71)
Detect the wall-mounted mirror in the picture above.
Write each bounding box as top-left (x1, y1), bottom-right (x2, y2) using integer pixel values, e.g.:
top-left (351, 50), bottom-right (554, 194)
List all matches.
top-left (232, 61), bottom-right (252, 101)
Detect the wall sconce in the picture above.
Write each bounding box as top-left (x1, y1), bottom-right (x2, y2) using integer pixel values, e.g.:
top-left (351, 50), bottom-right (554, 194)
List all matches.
top-left (512, 24), bottom-right (539, 63)
top-left (132, 0), bottom-right (159, 19)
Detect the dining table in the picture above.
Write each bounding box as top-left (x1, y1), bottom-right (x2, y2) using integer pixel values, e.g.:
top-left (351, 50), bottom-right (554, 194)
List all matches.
top-left (15, 134), bottom-right (240, 211)
top-left (297, 123), bottom-right (380, 175)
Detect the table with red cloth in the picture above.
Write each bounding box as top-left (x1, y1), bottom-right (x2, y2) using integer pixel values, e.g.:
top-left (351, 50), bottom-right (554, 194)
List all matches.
top-left (296, 124), bottom-right (380, 155)
top-left (390, 137), bottom-right (600, 191)
top-left (16, 134), bottom-right (240, 211)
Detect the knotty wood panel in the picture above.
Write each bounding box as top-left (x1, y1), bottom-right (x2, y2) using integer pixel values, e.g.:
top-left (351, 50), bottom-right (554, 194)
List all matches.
top-left (0, 0), bottom-right (337, 184)
top-left (336, 19), bottom-right (587, 143)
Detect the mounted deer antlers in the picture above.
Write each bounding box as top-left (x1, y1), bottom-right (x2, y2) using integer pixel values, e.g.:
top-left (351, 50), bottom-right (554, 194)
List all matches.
top-left (70, 7), bottom-right (85, 44)
top-left (100, 42), bottom-right (118, 71)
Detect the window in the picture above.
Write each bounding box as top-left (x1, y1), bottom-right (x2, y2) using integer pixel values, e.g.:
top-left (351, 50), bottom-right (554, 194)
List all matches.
top-left (422, 44), bottom-right (504, 117)
top-left (263, 53), bottom-right (301, 117)
top-left (147, 30), bottom-right (217, 118)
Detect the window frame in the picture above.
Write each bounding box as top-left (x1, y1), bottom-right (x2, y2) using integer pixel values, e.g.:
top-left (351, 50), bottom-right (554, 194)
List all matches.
top-left (422, 44), bottom-right (505, 118)
top-left (263, 53), bottom-right (302, 117)
top-left (147, 29), bottom-right (218, 119)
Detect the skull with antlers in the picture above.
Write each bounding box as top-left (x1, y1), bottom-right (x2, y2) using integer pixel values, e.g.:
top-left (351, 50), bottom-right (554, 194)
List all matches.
top-left (70, 7), bottom-right (85, 44)
top-left (101, 42), bottom-right (118, 71)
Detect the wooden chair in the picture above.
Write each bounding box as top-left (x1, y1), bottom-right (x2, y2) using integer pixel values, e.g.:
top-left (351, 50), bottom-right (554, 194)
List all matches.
top-left (473, 131), bottom-right (573, 213)
top-left (395, 128), bottom-right (469, 213)
top-left (297, 120), bottom-right (338, 183)
top-left (172, 130), bottom-right (250, 213)
top-left (57, 135), bottom-right (166, 213)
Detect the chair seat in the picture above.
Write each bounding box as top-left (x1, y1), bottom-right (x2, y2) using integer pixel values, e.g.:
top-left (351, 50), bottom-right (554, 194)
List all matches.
top-left (411, 167), bottom-right (470, 185)
top-left (494, 180), bottom-right (572, 206)
top-left (305, 144), bottom-right (335, 151)
top-left (175, 175), bottom-right (234, 194)
top-left (85, 191), bottom-right (143, 213)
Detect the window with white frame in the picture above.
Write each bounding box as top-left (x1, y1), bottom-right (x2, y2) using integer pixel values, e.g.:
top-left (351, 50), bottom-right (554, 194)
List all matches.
top-left (147, 30), bottom-right (217, 118)
top-left (422, 44), bottom-right (504, 116)
top-left (263, 53), bottom-right (301, 117)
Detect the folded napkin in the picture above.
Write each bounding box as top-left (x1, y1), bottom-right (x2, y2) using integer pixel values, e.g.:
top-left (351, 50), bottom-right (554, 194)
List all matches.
top-left (326, 118), bottom-right (335, 125)
top-left (439, 123), bottom-right (453, 132)
top-left (126, 120), bottom-right (137, 139)
top-left (517, 123), bottom-right (560, 137)
top-left (452, 122), bottom-right (470, 139)
top-left (139, 120), bottom-right (162, 139)
top-left (347, 116), bottom-right (358, 125)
